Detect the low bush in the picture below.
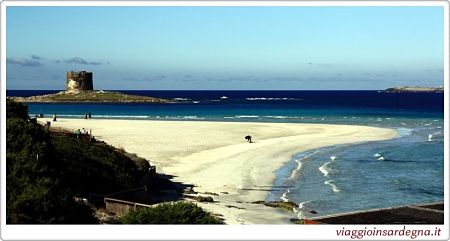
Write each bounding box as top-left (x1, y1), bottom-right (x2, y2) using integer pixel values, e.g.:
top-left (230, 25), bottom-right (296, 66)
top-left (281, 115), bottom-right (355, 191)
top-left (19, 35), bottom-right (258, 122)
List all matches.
top-left (121, 202), bottom-right (223, 224)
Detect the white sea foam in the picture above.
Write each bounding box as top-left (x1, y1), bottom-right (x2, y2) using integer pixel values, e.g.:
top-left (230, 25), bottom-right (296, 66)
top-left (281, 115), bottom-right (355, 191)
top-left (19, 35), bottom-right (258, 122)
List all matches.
top-left (397, 127), bottom-right (413, 137)
top-left (295, 201), bottom-right (312, 219)
top-left (265, 115), bottom-right (290, 119)
top-left (330, 156), bottom-right (337, 161)
top-left (192, 101), bottom-right (200, 104)
top-left (433, 130), bottom-right (443, 135)
top-left (374, 153), bottom-right (381, 157)
top-left (56, 114), bottom-right (85, 118)
top-left (377, 156), bottom-right (385, 161)
top-left (287, 151), bottom-right (320, 180)
top-left (245, 97), bottom-right (298, 101)
top-left (56, 114), bottom-right (208, 120)
top-left (280, 189), bottom-right (290, 202)
top-left (159, 116), bottom-right (206, 120)
top-left (58, 114), bottom-right (150, 119)
top-left (235, 115), bottom-right (259, 118)
top-left (324, 180), bottom-right (340, 192)
top-left (182, 116), bottom-right (205, 120)
top-left (423, 123), bottom-right (433, 127)
top-left (428, 134), bottom-right (433, 142)
top-left (174, 98), bottom-right (190, 101)
top-left (288, 160), bottom-right (303, 180)
top-left (319, 162), bottom-right (333, 177)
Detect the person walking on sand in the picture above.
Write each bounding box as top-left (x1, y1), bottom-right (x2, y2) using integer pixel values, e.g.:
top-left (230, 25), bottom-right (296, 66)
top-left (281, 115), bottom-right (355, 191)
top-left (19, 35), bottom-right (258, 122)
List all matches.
top-left (245, 135), bottom-right (253, 143)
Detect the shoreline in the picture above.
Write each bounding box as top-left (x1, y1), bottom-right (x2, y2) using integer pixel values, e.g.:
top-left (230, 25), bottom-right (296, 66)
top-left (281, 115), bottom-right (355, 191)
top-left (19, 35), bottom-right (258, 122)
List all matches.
top-left (47, 118), bottom-right (398, 224)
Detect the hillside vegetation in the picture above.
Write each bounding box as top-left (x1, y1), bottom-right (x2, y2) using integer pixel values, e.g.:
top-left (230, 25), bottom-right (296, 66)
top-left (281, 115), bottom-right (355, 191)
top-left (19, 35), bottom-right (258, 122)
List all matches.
top-left (7, 100), bottom-right (149, 223)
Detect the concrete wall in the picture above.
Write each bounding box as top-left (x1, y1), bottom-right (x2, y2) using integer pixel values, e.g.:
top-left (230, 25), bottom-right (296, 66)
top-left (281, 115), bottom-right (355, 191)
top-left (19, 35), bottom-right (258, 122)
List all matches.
top-left (104, 198), bottom-right (153, 217)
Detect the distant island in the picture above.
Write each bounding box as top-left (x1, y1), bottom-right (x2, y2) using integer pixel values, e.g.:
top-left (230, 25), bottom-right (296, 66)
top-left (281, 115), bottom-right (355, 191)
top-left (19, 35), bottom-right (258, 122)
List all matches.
top-left (9, 90), bottom-right (172, 103)
top-left (384, 86), bottom-right (444, 93)
top-left (9, 71), bottom-right (172, 103)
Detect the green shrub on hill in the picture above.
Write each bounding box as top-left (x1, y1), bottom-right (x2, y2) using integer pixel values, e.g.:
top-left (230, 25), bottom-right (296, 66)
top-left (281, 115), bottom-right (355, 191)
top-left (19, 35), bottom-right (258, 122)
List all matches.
top-left (50, 135), bottom-right (145, 195)
top-left (6, 100), bottom-right (97, 223)
top-left (6, 100), bottom-right (145, 223)
top-left (121, 202), bottom-right (223, 224)
top-left (6, 99), bottom-right (29, 119)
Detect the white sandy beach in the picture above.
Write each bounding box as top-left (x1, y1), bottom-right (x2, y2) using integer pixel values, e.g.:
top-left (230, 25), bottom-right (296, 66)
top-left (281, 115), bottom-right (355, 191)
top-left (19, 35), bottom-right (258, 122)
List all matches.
top-left (49, 119), bottom-right (397, 224)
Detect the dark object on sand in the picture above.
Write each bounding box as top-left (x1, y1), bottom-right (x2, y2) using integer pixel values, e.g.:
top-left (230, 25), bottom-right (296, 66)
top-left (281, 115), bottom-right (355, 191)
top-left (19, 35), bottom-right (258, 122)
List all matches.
top-left (188, 195), bottom-right (214, 202)
top-left (245, 135), bottom-right (252, 143)
top-left (88, 112), bottom-right (92, 119)
top-left (52, 114), bottom-right (57, 122)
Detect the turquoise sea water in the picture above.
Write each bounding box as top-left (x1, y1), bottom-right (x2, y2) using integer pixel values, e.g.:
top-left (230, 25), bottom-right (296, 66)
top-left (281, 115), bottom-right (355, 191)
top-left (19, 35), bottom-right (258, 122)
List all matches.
top-left (8, 90), bottom-right (444, 218)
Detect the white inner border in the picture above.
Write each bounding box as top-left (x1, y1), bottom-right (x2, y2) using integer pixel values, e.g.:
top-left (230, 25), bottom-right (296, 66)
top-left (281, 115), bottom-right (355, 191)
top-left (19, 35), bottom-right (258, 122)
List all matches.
top-left (1, 1), bottom-right (449, 240)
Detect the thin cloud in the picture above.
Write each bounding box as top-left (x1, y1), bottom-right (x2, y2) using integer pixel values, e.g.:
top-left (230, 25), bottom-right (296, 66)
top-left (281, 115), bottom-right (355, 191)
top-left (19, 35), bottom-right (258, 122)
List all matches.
top-left (31, 54), bottom-right (43, 60)
top-left (261, 76), bottom-right (308, 82)
top-left (365, 72), bottom-right (386, 78)
top-left (62, 57), bottom-right (102, 65)
top-left (211, 76), bottom-right (307, 83)
top-left (123, 75), bottom-right (166, 82)
top-left (307, 62), bottom-right (333, 68)
top-left (146, 75), bottom-right (166, 81)
top-left (7, 57), bottom-right (42, 67)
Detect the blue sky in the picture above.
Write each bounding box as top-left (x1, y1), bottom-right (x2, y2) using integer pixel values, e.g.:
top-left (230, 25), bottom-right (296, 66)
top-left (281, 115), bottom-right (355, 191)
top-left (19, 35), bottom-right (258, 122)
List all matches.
top-left (6, 6), bottom-right (444, 90)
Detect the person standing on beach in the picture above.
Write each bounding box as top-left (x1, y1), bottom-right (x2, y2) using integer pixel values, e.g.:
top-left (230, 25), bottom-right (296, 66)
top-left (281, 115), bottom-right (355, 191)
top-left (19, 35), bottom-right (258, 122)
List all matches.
top-left (76, 129), bottom-right (81, 139)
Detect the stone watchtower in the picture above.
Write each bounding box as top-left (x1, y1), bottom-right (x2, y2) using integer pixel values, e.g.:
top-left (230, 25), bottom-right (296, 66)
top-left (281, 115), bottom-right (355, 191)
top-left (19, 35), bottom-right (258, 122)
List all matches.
top-left (66, 71), bottom-right (93, 93)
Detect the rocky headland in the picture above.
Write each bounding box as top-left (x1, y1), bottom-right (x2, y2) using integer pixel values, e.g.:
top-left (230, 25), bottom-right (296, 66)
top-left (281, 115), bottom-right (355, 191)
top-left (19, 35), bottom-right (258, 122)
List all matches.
top-left (9, 90), bottom-right (173, 103)
top-left (384, 86), bottom-right (444, 93)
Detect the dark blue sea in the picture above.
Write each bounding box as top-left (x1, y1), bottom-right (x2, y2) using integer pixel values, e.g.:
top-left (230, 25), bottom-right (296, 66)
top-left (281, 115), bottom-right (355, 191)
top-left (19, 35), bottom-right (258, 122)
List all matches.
top-left (7, 90), bottom-right (444, 218)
